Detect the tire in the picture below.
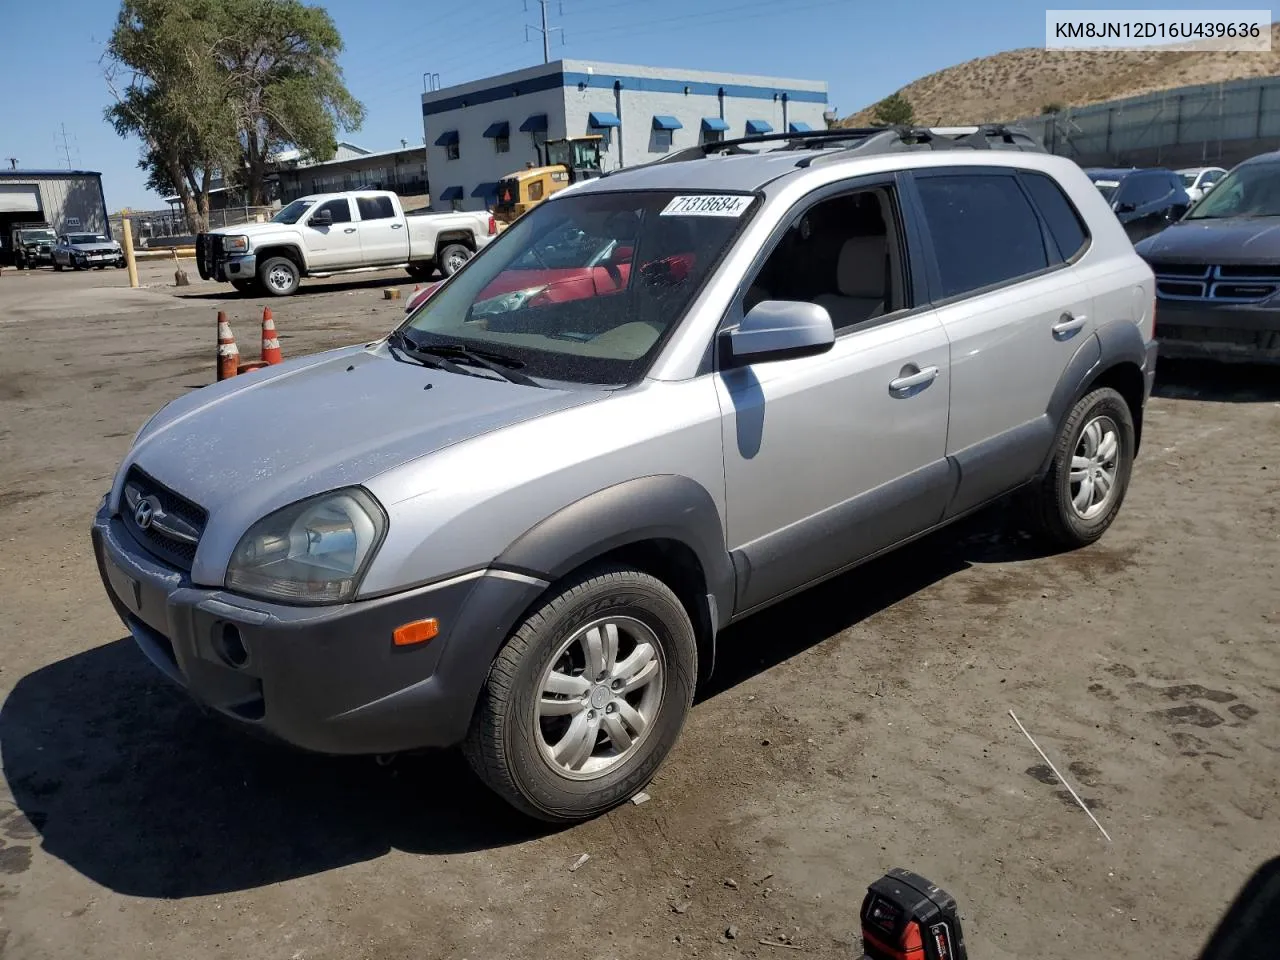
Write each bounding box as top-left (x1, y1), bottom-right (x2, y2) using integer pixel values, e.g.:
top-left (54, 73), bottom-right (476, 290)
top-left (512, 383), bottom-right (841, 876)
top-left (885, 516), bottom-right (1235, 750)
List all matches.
top-left (53, 260), bottom-right (63, 272)
top-left (231, 279), bottom-right (258, 295)
top-left (464, 564), bottom-right (697, 823)
top-left (1025, 386), bottom-right (1135, 549)
top-left (437, 242), bottom-right (471, 277)
top-left (406, 263), bottom-right (433, 281)
top-left (257, 256), bottom-right (299, 296)
top-left (72, 260), bottom-right (84, 271)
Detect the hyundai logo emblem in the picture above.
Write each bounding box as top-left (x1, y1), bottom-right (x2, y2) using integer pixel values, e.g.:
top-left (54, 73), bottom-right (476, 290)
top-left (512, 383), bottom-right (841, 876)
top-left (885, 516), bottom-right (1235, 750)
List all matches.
top-left (134, 498), bottom-right (156, 530)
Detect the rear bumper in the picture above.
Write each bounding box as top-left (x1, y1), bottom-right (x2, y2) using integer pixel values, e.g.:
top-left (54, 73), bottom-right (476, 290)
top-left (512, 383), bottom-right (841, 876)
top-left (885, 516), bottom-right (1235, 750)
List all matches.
top-left (92, 502), bottom-right (546, 755)
top-left (1155, 299), bottom-right (1280, 363)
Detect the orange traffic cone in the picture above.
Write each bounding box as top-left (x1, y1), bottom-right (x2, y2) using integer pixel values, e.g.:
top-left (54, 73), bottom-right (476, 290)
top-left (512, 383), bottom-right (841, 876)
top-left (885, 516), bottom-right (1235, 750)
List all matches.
top-left (217, 311), bottom-right (240, 381)
top-left (261, 307), bottom-right (282, 365)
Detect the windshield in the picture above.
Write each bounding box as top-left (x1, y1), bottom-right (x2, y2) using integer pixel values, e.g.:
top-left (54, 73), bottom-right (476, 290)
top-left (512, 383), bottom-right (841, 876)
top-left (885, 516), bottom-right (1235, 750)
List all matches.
top-left (401, 189), bottom-right (757, 385)
top-left (1186, 163), bottom-right (1280, 219)
top-left (1180, 172), bottom-right (1199, 187)
top-left (19, 230), bottom-right (56, 242)
top-left (1092, 180), bottom-right (1119, 202)
top-left (68, 234), bottom-right (108, 244)
top-left (272, 199), bottom-right (316, 224)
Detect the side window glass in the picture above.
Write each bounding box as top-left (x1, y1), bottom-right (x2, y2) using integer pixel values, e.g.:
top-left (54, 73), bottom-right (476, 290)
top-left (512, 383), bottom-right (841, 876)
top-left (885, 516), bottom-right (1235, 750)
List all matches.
top-left (741, 185), bottom-right (906, 332)
top-left (914, 173), bottom-right (1049, 299)
top-left (1020, 171), bottom-right (1089, 263)
top-left (356, 196), bottom-right (395, 220)
top-left (315, 199), bottom-right (352, 224)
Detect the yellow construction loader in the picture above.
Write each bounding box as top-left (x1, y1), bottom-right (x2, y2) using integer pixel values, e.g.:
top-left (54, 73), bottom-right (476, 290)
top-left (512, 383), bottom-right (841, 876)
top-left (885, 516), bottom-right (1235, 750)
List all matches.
top-left (492, 135), bottom-right (605, 224)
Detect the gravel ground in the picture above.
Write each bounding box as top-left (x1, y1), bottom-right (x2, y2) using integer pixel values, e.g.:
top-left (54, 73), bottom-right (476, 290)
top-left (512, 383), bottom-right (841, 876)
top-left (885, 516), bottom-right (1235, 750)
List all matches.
top-left (0, 262), bottom-right (1277, 960)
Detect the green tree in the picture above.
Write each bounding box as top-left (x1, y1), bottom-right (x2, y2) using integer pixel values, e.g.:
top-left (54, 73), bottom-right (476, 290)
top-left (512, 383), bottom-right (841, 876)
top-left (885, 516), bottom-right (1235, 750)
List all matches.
top-left (871, 92), bottom-right (915, 127)
top-left (104, 0), bottom-right (365, 223)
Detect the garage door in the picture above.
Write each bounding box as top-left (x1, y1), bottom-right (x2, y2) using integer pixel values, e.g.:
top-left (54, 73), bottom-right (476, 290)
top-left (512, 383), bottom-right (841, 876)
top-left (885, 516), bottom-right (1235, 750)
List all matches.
top-left (0, 185), bottom-right (41, 214)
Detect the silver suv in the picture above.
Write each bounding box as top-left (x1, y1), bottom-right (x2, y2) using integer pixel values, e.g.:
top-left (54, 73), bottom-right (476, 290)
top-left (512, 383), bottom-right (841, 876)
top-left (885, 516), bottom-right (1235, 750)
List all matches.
top-left (93, 126), bottom-right (1157, 822)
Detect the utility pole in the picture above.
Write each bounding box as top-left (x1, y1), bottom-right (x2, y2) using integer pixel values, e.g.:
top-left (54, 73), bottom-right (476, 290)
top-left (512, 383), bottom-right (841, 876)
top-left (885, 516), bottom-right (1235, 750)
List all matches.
top-left (5, 158), bottom-right (17, 171)
top-left (525, 0), bottom-right (563, 64)
top-left (57, 123), bottom-right (75, 170)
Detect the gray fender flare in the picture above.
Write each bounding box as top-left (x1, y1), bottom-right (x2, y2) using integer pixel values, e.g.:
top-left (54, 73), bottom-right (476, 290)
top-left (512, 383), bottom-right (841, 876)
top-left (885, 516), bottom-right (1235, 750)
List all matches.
top-left (494, 474), bottom-right (736, 664)
top-left (1038, 319), bottom-right (1148, 475)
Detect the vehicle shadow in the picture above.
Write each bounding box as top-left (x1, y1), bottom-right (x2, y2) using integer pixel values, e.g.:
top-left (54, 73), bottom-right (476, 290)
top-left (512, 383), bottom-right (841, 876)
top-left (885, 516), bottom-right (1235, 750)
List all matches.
top-left (0, 504), bottom-right (1042, 899)
top-left (175, 272), bottom-right (434, 302)
top-left (1153, 358), bottom-right (1280, 403)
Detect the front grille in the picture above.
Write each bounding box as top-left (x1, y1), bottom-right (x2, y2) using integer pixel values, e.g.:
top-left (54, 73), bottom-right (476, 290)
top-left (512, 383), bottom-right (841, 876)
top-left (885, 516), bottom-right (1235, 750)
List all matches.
top-left (1152, 263), bottom-right (1280, 304)
top-left (195, 233), bottom-right (223, 281)
top-left (120, 467), bottom-right (208, 571)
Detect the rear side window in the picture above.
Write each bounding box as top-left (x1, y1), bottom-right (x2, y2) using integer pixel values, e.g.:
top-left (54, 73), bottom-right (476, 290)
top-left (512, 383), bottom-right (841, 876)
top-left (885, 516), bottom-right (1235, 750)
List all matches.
top-left (1019, 171), bottom-right (1088, 263)
top-left (357, 196), bottom-right (396, 220)
top-left (914, 173), bottom-right (1049, 299)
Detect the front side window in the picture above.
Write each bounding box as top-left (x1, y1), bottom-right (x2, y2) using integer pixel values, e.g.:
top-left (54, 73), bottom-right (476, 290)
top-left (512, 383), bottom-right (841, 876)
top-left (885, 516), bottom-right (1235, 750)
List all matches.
top-left (401, 189), bottom-right (756, 384)
top-left (313, 199), bottom-right (352, 224)
top-left (914, 173), bottom-right (1049, 299)
top-left (1186, 162), bottom-right (1280, 219)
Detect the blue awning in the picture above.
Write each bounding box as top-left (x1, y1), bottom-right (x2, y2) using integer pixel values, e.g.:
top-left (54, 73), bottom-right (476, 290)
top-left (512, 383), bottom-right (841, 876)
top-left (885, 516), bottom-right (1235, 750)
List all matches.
top-left (788, 121), bottom-right (813, 132)
top-left (438, 185), bottom-right (464, 201)
top-left (701, 117), bottom-right (730, 132)
top-left (652, 115), bottom-right (683, 131)
top-left (519, 113), bottom-right (548, 133)
top-left (745, 119), bottom-right (773, 135)
top-left (482, 121), bottom-right (510, 139)
top-left (588, 111), bottom-right (621, 128)
top-left (471, 182), bottom-right (499, 200)
top-left (434, 130), bottom-right (459, 146)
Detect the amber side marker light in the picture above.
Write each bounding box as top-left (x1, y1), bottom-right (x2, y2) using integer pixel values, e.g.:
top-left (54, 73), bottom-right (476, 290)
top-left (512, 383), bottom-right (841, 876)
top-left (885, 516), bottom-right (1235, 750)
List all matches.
top-left (393, 618), bottom-right (439, 647)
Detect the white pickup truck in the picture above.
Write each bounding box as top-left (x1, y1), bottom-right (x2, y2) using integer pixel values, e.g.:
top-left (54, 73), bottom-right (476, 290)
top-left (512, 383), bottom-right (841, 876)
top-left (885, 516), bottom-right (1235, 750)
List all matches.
top-left (195, 190), bottom-right (496, 296)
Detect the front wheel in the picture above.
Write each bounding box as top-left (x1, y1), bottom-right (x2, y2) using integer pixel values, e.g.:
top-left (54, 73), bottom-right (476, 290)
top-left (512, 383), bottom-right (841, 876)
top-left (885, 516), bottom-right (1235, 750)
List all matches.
top-left (437, 242), bottom-right (471, 277)
top-left (53, 260), bottom-right (63, 272)
top-left (1024, 386), bottom-right (1135, 548)
top-left (257, 256), bottom-right (299, 296)
top-left (464, 565), bottom-right (697, 823)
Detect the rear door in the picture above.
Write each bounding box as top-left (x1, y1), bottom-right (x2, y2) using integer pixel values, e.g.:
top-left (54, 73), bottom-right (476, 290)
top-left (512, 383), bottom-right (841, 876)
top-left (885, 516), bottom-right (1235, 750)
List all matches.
top-left (907, 166), bottom-right (1096, 517)
top-left (304, 198), bottom-right (360, 269)
top-left (355, 195), bottom-right (409, 265)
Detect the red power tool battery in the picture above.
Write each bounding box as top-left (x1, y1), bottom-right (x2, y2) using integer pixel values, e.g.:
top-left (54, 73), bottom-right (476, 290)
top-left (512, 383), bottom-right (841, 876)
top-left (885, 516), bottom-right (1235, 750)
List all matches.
top-left (859, 868), bottom-right (967, 960)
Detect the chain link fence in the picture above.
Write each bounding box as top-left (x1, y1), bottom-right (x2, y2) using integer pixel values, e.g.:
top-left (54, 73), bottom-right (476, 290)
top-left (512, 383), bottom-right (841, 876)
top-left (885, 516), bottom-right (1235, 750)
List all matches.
top-left (110, 205), bottom-right (278, 249)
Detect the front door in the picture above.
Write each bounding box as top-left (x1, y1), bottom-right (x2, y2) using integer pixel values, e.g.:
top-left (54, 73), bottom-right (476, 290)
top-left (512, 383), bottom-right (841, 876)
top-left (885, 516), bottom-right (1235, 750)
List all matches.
top-left (304, 198), bottom-right (361, 269)
top-left (716, 179), bottom-right (952, 614)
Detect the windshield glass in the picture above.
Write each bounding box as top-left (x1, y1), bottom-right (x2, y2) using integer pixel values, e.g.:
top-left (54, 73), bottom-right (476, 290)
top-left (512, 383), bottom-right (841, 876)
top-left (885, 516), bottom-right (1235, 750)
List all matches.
top-left (68, 234), bottom-right (107, 244)
top-left (401, 189), bottom-right (757, 385)
top-left (272, 199), bottom-right (316, 224)
top-left (1186, 163), bottom-right (1280, 219)
top-left (1179, 172), bottom-right (1199, 187)
top-left (19, 230), bottom-right (56, 242)
top-left (1092, 180), bottom-right (1119, 202)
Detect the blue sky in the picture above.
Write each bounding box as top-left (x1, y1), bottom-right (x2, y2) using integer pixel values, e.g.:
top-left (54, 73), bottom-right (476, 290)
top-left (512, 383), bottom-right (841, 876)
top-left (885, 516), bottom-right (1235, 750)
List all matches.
top-left (1, 0), bottom-right (1188, 210)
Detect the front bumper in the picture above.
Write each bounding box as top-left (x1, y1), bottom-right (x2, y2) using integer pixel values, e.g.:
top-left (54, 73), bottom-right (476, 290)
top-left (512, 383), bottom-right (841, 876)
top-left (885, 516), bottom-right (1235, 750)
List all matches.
top-left (213, 254), bottom-right (257, 283)
top-left (91, 502), bottom-right (545, 755)
top-left (1155, 299), bottom-right (1280, 364)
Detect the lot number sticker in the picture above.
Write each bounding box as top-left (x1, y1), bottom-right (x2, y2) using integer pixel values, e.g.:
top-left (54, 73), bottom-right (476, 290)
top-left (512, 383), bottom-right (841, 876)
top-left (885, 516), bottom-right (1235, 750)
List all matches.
top-left (661, 195), bottom-right (752, 217)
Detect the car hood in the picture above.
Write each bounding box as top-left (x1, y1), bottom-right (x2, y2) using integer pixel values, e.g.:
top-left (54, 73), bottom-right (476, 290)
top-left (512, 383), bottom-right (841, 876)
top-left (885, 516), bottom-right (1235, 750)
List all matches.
top-left (68, 242), bottom-right (120, 253)
top-left (1134, 216), bottom-right (1280, 263)
top-left (207, 221), bottom-right (299, 238)
top-left (119, 343), bottom-right (603, 577)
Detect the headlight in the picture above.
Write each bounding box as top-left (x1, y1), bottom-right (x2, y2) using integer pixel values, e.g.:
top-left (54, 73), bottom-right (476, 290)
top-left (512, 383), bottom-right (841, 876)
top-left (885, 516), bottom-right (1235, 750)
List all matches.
top-left (225, 488), bottom-right (387, 604)
top-left (222, 235), bottom-right (250, 254)
top-left (471, 284), bottom-right (548, 316)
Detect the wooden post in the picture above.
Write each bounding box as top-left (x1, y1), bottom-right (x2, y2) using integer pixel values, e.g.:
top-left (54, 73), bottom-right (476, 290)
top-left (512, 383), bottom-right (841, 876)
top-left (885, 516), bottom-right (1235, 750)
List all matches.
top-left (121, 216), bottom-right (139, 289)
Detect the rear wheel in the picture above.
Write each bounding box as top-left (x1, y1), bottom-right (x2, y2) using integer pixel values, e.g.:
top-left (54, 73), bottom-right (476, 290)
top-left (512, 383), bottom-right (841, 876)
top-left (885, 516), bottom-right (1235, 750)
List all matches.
top-left (257, 256), bottom-right (299, 296)
top-left (464, 565), bottom-right (697, 823)
top-left (438, 242), bottom-right (471, 277)
top-left (1025, 386), bottom-right (1135, 548)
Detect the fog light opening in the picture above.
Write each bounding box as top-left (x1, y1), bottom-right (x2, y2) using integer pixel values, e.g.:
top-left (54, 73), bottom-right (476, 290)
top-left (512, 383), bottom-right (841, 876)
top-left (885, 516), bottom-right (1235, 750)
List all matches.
top-left (217, 623), bottom-right (250, 668)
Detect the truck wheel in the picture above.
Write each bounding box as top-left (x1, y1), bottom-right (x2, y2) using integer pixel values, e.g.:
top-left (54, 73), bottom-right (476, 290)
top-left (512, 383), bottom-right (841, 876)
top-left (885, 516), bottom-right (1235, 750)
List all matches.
top-left (1024, 386), bottom-right (1135, 549)
top-left (438, 243), bottom-right (471, 277)
top-left (464, 564), bottom-right (697, 823)
top-left (257, 256), bottom-right (299, 296)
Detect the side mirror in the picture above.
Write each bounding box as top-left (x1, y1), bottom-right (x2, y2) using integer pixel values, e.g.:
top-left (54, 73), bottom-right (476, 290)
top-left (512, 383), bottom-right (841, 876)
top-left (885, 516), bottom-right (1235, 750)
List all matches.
top-left (311, 210), bottom-right (333, 227)
top-left (719, 300), bottom-right (835, 369)
top-left (1115, 201), bottom-right (1137, 214)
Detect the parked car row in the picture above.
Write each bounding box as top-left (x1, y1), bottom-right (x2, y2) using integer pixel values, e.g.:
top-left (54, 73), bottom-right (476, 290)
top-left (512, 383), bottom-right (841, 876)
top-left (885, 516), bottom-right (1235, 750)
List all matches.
top-left (5, 227), bottom-right (126, 271)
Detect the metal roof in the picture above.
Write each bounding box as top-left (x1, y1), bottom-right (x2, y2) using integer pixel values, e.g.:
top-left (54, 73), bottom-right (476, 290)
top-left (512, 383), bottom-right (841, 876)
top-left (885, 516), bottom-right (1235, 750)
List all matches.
top-left (0, 169), bottom-right (102, 178)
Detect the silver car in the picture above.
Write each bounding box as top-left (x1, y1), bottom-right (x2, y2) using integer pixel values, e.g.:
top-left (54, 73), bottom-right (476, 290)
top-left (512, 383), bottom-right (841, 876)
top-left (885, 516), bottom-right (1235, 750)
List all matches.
top-left (54, 232), bottom-right (125, 270)
top-left (93, 126), bottom-right (1157, 821)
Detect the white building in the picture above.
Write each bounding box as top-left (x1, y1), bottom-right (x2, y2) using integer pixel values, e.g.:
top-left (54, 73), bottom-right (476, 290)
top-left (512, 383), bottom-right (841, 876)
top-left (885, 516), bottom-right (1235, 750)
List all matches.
top-left (421, 59), bottom-right (829, 211)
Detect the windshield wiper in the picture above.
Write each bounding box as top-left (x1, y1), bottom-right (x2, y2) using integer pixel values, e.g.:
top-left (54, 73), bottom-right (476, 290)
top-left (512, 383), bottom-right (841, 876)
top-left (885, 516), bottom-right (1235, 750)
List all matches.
top-left (411, 343), bottom-right (542, 388)
top-left (386, 329), bottom-right (473, 378)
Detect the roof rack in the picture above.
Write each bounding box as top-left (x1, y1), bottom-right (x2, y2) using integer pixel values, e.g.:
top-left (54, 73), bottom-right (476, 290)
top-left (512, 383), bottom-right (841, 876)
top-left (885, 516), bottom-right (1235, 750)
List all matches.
top-left (644, 124), bottom-right (1047, 170)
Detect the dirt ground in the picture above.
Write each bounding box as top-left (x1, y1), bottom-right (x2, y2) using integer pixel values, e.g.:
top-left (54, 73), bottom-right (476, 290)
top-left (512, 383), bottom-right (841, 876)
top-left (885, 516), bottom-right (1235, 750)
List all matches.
top-left (0, 262), bottom-right (1277, 960)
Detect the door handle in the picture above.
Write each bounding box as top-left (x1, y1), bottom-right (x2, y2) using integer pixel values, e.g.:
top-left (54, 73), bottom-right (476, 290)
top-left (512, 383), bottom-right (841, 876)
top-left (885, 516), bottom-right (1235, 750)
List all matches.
top-left (390, 223), bottom-right (404, 229)
top-left (1052, 312), bottom-right (1087, 338)
top-left (888, 365), bottom-right (939, 394)
top-left (343, 227), bottom-right (357, 234)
